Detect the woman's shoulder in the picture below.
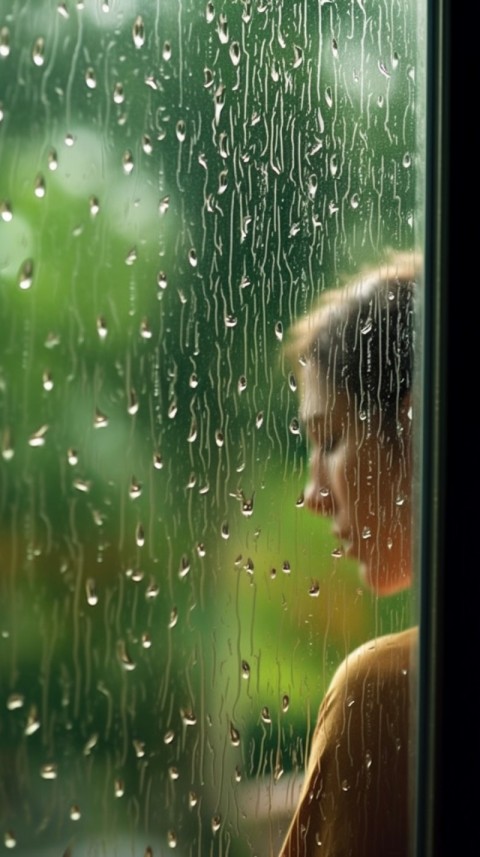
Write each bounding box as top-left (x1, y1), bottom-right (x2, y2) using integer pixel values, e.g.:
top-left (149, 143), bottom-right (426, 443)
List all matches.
top-left (315, 626), bottom-right (418, 744)
top-left (331, 626), bottom-right (418, 692)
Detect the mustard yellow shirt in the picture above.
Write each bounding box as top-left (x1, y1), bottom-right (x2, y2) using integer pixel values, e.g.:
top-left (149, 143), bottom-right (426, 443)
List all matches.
top-left (279, 627), bottom-right (417, 857)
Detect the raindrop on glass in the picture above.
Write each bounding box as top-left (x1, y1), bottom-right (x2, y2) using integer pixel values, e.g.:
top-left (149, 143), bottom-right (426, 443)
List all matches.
top-left (40, 763), bottom-right (58, 780)
top-left (122, 150), bottom-right (134, 174)
top-left (0, 200), bottom-right (12, 221)
top-left (132, 16), bottom-right (145, 49)
top-left (32, 37), bottom-right (45, 67)
top-left (0, 27), bottom-right (10, 58)
top-left (6, 694), bottom-right (24, 711)
top-left (85, 578), bottom-right (98, 606)
top-left (114, 778), bottom-right (125, 798)
top-left (85, 67), bottom-right (96, 89)
top-left (18, 259), bottom-right (33, 290)
top-left (4, 832), bottom-right (16, 849)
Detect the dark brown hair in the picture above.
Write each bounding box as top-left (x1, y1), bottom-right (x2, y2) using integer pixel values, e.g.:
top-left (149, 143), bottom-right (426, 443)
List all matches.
top-left (289, 253), bottom-right (419, 430)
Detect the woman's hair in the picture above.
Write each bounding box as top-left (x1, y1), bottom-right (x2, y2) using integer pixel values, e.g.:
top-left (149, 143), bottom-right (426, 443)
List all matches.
top-left (289, 253), bottom-right (419, 430)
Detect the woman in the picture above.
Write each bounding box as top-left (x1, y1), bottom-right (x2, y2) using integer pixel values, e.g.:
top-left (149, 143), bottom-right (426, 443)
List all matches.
top-left (280, 253), bottom-right (420, 857)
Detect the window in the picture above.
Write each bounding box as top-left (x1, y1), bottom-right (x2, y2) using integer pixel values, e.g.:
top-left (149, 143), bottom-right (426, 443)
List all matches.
top-left (0, 2), bottom-right (436, 855)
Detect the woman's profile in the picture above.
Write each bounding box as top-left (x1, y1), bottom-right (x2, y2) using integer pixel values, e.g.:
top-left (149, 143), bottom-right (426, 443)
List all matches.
top-left (279, 253), bottom-right (420, 857)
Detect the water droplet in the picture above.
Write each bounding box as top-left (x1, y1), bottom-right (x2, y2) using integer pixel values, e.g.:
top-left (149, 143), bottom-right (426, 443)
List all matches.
top-left (114, 778), bottom-right (125, 798)
top-left (86, 578), bottom-right (98, 606)
top-left (309, 581), bottom-right (320, 597)
top-left (141, 135), bottom-right (153, 156)
top-left (361, 319), bottom-right (372, 335)
top-left (135, 523), bottom-right (145, 547)
top-left (261, 706), bottom-right (271, 724)
top-left (275, 321), bottom-right (283, 341)
top-left (32, 37), bottom-right (45, 67)
top-left (221, 521), bottom-right (229, 539)
top-left (178, 555), bottom-right (190, 579)
top-left (70, 804), bottom-right (81, 821)
top-left (392, 51), bottom-right (400, 70)
top-left (128, 389), bottom-right (139, 416)
top-left (274, 764), bottom-right (284, 782)
top-left (112, 82), bottom-right (124, 104)
top-left (117, 640), bottom-right (136, 671)
top-left (350, 193), bottom-right (360, 209)
top-left (122, 150), bottom-right (134, 174)
top-left (42, 371), bottom-right (53, 392)
top-left (214, 84), bottom-right (225, 124)
top-left (89, 195), bottom-right (100, 216)
top-left (211, 815), bottom-right (221, 833)
top-left (125, 247), bottom-right (137, 266)
top-left (85, 67), bottom-right (96, 89)
top-left (243, 557), bottom-right (254, 575)
top-left (4, 831), bottom-right (16, 849)
top-left (145, 579), bottom-right (160, 600)
top-left (132, 16), bottom-right (145, 49)
top-left (0, 27), bottom-right (10, 58)
top-left (176, 120), bottom-right (186, 142)
top-left (241, 495), bottom-right (254, 516)
top-left (94, 409), bottom-right (108, 428)
top-left (19, 259), bottom-right (34, 290)
top-left (289, 418), bottom-right (300, 436)
top-left (215, 429), bottom-right (224, 448)
top-left (229, 41), bottom-right (240, 66)
top-left (361, 527), bottom-right (372, 540)
top-left (83, 733), bottom-right (98, 755)
top-left (181, 708), bottom-right (197, 726)
top-left (206, 1), bottom-right (215, 22)
top-left (25, 706), bottom-right (40, 736)
top-left (133, 739), bottom-right (145, 758)
top-left (241, 660), bottom-right (250, 679)
top-left (331, 546), bottom-right (344, 558)
top-left (325, 86), bottom-right (333, 108)
top-left (167, 830), bottom-right (177, 848)
top-left (217, 12), bottom-right (228, 43)
top-left (402, 152), bottom-right (412, 169)
top-left (234, 766), bottom-right (242, 782)
top-left (332, 37), bottom-right (339, 59)
top-left (159, 40), bottom-right (171, 63)
top-left (58, 3), bottom-right (69, 18)
top-left (230, 723), bottom-right (240, 746)
top-left (40, 763), bottom-right (58, 780)
top-left (6, 693), bottom-right (24, 711)
top-left (168, 607), bottom-right (178, 629)
top-left (29, 424), bottom-right (48, 447)
top-left (341, 779), bottom-right (350, 792)
top-left (187, 419), bottom-right (198, 442)
top-left (282, 694), bottom-right (290, 712)
top-left (365, 751), bottom-right (373, 769)
top-left (188, 248), bottom-right (197, 267)
top-left (293, 44), bottom-right (303, 68)
top-left (237, 375), bottom-right (247, 393)
top-left (189, 790), bottom-right (198, 808)
top-left (0, 198), bottom-right (13, 223)
top-left (255, 412), bottom-right (264, 429)
top-left (159, 195), bottom-right (170, 216)
top-left (96, 316), bottom-right (108, 339)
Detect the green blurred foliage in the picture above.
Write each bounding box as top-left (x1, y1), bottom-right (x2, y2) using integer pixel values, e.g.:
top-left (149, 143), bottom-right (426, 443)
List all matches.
top-left (0, 0), bottom-right (416, 853)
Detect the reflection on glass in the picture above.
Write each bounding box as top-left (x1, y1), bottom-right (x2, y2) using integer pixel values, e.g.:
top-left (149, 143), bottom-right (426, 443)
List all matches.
top-left (0, 2), bottom-right (420, 855)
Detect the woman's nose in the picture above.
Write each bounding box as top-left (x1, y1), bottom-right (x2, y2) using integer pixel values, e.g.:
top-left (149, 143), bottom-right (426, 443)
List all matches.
top-left (304, 450), bottom-right (335, 516)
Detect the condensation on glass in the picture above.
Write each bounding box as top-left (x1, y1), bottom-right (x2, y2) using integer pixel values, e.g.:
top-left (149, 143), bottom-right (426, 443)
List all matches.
top-left (0, 2), bottom-right (421, 855)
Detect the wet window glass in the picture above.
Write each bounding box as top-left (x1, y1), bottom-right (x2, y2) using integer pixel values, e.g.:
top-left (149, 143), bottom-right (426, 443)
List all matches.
top-left (0, 2), bottom-right (422, 855)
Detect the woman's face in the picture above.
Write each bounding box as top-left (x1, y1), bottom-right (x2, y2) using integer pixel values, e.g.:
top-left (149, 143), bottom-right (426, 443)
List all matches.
top-left (301, 361), bottom-right (412, 595)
